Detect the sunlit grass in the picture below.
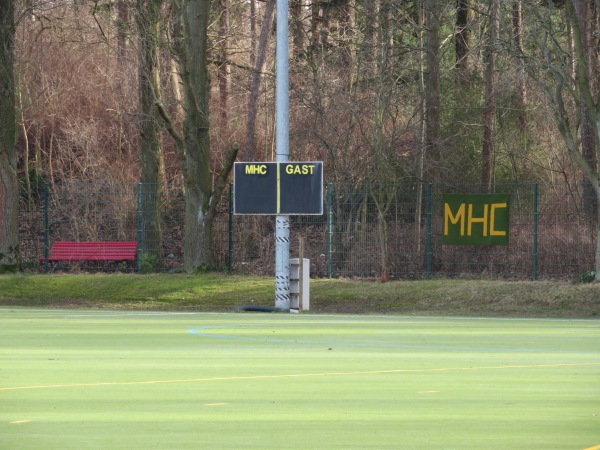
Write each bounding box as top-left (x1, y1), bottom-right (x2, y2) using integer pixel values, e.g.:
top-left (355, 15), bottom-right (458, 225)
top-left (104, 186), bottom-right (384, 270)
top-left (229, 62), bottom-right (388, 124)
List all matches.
top-left (0, 273), bottom-right (599, 317)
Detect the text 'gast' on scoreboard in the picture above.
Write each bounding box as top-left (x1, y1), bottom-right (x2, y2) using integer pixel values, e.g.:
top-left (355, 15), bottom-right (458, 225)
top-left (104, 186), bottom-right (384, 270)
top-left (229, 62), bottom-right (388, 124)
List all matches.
top-left (233, 162), bottom-right (323, 215)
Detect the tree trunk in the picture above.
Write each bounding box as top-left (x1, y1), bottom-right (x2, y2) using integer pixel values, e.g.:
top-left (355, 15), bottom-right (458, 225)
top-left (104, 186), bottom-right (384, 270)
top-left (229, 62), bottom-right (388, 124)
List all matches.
top-left (378, 209), bottom-right (390, 282)
top-left (218, 0), bottom-right (230, 130)
top-left (167, 0), bottom-right (239, 272)
top-left (290, 0), bottom-right (304, 58)
top-left (158, 1), bottom-right (238, 272)
top-left (482, 0), bottom-right (499, 191)
top-left (117, 0), bottom-right (129, 64)
top-left (0, 0), bottom-right (19, 271)
top-left (310, 0), bottom-right (319, 50)
top-left (246, 0), bottom-right (275, 161)
top-left (573, 0), bottom-right (598, 218)
top-left (320, 2), bottom-right (330, 49)
top-left (415, 1), bottom-right (427, 251)
top-left (379, 0), bottom-right (393, 72)
top-left (424, 0), bottom-right (441, 180)
top-left (136, 0), bottom-right (163, 271)
top-left (455, 0), bottom-right (472, 83)
top-left (180, 0), bottom-right (212, 271)
top-left (338, 0), bottom-right (355, 70)
top-left (250, 0), bottom-right (256, 65)
top-left (565, 0), bottom-right (600, 279)
top-left (512, 0), bottom-right (528, 129)
top-left (363, 0), bottom-right (378, 76)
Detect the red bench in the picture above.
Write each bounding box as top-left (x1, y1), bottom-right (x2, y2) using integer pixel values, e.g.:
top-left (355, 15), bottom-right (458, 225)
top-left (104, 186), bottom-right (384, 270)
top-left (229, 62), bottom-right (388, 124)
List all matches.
top-left (41, 241), bottom-right (138, 263)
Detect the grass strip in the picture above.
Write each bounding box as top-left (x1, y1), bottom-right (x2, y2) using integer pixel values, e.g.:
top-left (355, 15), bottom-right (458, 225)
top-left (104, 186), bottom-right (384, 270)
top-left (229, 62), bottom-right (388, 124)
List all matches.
top-left (0, 273), bottom-right (599, 318)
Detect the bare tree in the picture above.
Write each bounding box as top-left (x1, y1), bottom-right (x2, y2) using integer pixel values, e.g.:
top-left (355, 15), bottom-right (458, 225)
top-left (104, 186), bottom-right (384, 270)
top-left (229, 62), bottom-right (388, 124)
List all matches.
top-left (338, 0), bottom-right (355, 69)
top-left (455, 0), bottom-right (472, 82)
top-left (573, 0), bottom-right (598, 217)
top-left (481, 0), bottom-right (499, 190)
top-left (135, 0), bottom-right (163, 270)
top-left (290, 0), bottom-right (304, 58)
top-left (246, 0), bottom-right (274, 161)
top-left (528, 0), bottom-right (600, 279)
top-left (0, 0), bottom-right (19, 271)
top-left (567, 0), bottom-right (600, 276)
top-left (310, 0), bottom-right (319, 51)
top-left (117, 0), bottom-right (129, 64)
top-left (424, 0), bottom-right (441, 180)
top-left (362, 0), bottom-right (378, 76)
top-left (159, 0), bottom-right (238, 271)
top-left (512, 0), bottom-right (528, 128)
top-left (217, 0), bottom-right (230, 130)
top-left (249, 0), bottom-right (256, 65)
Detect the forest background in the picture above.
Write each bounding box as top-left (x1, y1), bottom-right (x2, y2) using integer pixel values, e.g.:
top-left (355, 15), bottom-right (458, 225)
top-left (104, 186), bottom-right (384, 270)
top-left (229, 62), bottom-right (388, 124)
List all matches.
top-left (1, 0), bottom-right (600, 279)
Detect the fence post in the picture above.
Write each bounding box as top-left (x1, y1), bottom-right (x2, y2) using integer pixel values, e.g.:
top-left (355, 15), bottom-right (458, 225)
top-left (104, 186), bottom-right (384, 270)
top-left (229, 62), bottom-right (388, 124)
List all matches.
top-left (533, 183), bottom-right (538, 280)
top-left (43, 182), bottom-right (49, 273)
top-left (327, 183), bottom-right (333, 278)
top-left (228, 183), bottom-right (233, 272)
top-left (136, 183), bottom-right (142, 274)
top-left (426, 183), bottom-right (433, 277)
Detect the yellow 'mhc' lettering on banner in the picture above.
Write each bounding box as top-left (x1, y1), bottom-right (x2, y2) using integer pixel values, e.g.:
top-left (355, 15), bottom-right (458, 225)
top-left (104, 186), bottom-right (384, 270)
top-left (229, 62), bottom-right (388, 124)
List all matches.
top-left (441, 194), bottom-right (510, 246)
top-left (444, 203), bottom-right (507, 237)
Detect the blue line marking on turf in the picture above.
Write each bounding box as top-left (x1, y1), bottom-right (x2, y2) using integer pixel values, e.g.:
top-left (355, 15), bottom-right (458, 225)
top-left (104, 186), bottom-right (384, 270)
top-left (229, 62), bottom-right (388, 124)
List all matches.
top-left (187, 325), bottom-right (588, 354)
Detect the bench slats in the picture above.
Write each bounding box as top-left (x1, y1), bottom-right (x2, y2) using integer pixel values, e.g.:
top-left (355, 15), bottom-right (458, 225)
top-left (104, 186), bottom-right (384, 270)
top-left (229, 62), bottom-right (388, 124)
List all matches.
top-left (43, 241), bottom-right (138, 262)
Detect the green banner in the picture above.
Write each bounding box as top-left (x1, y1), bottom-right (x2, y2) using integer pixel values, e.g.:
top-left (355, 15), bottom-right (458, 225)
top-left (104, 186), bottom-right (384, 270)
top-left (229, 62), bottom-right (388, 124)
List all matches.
top-left (442, 194), bottom-right (510, 246)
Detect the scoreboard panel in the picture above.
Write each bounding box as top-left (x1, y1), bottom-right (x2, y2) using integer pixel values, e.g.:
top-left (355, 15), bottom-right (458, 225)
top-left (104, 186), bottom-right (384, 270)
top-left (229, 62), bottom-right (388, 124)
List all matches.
top-left (234, 162), bottom-right (323, 215)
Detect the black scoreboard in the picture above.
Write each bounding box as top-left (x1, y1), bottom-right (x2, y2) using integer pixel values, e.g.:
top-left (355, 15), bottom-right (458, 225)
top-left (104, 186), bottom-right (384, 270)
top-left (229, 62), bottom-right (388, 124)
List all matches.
top-left (233, 162), bottom-right (323, 215)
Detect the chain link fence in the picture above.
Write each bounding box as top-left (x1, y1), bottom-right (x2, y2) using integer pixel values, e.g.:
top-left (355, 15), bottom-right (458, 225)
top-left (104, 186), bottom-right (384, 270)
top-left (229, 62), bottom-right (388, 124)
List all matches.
top-left (17, 181), bottom-right (597, 280)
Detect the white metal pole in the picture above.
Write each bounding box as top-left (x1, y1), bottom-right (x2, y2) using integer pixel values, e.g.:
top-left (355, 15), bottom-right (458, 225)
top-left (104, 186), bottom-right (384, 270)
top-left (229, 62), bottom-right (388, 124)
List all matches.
top-left (275, 0), bottom-right (290, 310)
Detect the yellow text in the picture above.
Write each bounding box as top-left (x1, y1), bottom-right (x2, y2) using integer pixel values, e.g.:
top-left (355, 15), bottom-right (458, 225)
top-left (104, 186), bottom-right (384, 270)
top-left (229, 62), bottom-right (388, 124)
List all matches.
top-left (444, 202), bottom-right (508, 237)
top-left (285, 164), bottom-right (315, 175)
top-left (245, 164), bottom-right (268, 175)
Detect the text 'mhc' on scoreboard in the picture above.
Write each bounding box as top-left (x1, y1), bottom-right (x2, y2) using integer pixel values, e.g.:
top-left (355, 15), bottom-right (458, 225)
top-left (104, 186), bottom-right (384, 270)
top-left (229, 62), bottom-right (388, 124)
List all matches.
top-left (234, 162), bottom-right (323, 215)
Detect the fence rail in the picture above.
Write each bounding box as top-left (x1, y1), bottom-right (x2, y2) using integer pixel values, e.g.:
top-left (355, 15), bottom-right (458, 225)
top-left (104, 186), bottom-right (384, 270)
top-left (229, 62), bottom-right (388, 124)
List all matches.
top-left (17, 181), bottom-right (597, 280)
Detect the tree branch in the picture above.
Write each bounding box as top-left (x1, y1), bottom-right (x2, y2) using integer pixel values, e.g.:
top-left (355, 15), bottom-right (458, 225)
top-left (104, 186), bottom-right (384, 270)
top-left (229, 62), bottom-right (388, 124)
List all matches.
top-left (155, 100), bottom-right (188, 178)
top-left (207, 142), bottom-right (239, 219)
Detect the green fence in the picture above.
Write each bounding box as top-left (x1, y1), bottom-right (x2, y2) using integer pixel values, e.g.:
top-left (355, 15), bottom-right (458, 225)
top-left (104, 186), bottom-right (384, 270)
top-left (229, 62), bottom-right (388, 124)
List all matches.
top-left (17, 181), bottom-right (597, 280)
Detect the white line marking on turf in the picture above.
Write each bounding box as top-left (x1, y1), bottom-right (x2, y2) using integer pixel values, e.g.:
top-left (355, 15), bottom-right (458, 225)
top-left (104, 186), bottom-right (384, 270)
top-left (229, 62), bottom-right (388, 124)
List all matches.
top-left (64, 312), bottom-right (203, 317)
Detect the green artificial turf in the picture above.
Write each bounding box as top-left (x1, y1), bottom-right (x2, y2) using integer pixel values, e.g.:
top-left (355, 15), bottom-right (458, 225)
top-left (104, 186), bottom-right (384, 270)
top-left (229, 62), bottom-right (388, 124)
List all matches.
top-left (1, 310), bottom-right (598, 449)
